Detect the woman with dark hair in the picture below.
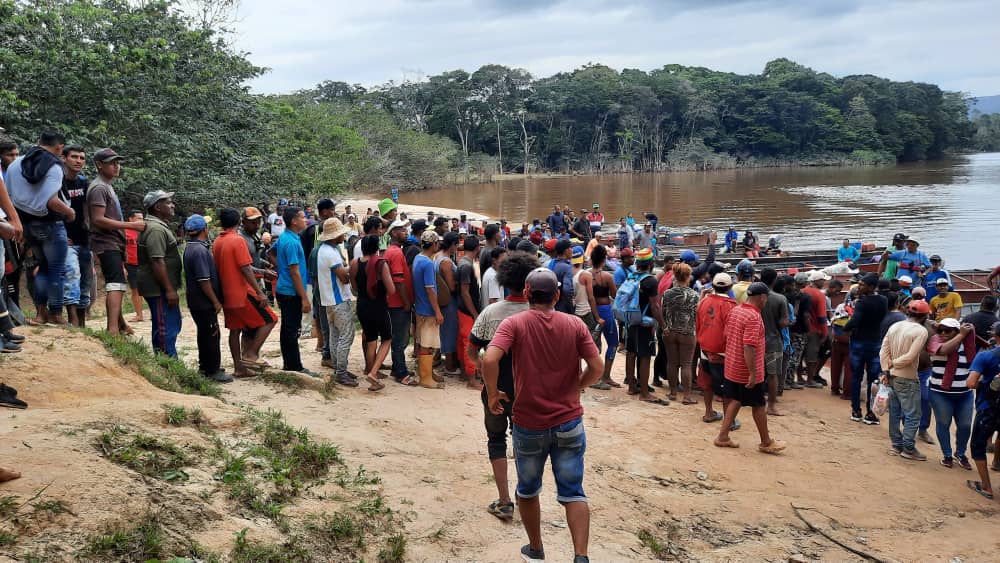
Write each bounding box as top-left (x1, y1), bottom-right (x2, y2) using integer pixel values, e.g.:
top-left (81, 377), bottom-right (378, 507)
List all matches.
top-left (436, 232), bottom-right (462, 376)
top-left (588, 244), bottom-right (620, 389)
top-left (350, 234), bottom-right (395, 391)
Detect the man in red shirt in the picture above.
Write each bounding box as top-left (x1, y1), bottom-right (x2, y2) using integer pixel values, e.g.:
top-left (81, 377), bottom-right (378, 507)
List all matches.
top-left (213, 208), bottom-right (277, 378)
top-left (715, 282), bottom-right (786, 454)
top-left (125, 210), bottom-right (145, 322)
top-left (696, 273), bottom-right (737, 424)
top-left (385, 219), bottom-right (416, 384)
top-left (483, 267), bottom-right (603, 563)
top-left (802, 270), bottom-right (831, 388)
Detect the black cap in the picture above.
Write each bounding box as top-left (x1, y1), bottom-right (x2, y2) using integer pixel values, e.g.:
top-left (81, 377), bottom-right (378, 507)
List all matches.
top-left (861, 273), bottom-right (880, 287)
top-left (555, 239), bottom-right (572, 255)
top-left (410, 219), bottom-right (427, 232)
top-left (442, 231), bottom-right (461, 247)
top-left (892, 232), bottom-right (907, 241)
top-left (930, 254), bottom-right (942, 261)
top-left (747, 282), bottom-right (770, 296)
top-left (317, 198), bottom-right (335, 211)
top-left (433, 217), bottom-right (448, 227)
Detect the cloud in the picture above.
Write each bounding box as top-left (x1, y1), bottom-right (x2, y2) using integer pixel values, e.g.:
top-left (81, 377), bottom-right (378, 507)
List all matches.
top-left (231, 0), bottom-right (1000, 96)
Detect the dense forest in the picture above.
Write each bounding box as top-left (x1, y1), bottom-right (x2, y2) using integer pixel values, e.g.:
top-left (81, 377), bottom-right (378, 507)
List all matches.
top-left (0, 0), bottom-right (979, 209)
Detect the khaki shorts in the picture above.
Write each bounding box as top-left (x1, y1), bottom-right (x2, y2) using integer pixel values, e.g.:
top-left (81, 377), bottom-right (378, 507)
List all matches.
top-left (804, 332), bottom-right (824, 363)
top-left (765, 350), bottom-right (784, 377)
top-left (416, 315), bottom-right (441, 349)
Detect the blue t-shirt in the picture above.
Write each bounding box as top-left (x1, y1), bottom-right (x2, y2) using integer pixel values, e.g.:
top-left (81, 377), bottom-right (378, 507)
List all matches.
top-left (888, 250), bottom-right (930, 277)
top-left (969, 349), bottom-right (1000, 411)
top-left (275, 230), bottom-right (305, 296)
top-left (838, 246), bottom-right (860, 263)
top-left (923, 269), bottom-right (953, 300)
top-left (412, 254), bottom-right (437, 317)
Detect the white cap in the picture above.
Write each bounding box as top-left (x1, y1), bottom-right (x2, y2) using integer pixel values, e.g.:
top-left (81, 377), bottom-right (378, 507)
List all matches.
top-left (388, 218), bottom-right (409, 232)
top-left (808, 270), bottom-right (831, 282)
top-left (712, 272), bottom-right (733, 287)
top-left (898, 275), bottom-right (913, 286)
top-left (939, 318), bottom-right (961, 329)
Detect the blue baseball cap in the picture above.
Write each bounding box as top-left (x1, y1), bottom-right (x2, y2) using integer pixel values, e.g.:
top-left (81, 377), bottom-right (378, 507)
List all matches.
top-left (184, 214), bottom-right (209, 233)
top-left (737, 259), bottom-right (755, 275)
top-left (680, 249), bottom-right (698, 263)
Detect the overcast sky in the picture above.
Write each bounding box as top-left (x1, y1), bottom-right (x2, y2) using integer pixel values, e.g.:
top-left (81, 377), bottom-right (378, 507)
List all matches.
top-left (231, 0), bottom-right (1000, 97)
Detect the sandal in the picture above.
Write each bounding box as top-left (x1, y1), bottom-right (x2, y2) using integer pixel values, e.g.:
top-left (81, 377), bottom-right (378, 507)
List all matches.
top-left (242, 358), bottom-right (270, 369)
top-left (714, 438), bottom-right (739, 448)
top-left (366, 376), bottom-right (385, 392)
top-left (967, 480), bottom-right (994, 500)
top-left (682, 397), bottom-right (698, 405)
top-left (758, 440), bottom-right (787, 455)
top-left (643, 398), bottom-right (669, 406)
top-left (397, 375), bottom-right (419, 387)
top-left (702, 411), bottom-right (723, 423)
top-left (487, 499), bottom-right (514, 522)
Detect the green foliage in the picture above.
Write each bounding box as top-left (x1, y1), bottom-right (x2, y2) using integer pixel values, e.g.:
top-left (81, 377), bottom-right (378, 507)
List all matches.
top-left (377, 534), bottom-right (407, 563)
top-left (972, 113), bottom-right (1000, 152)
top-left (230, 529), bottom-right (311, 563)
top-left (86, 512), bottom-right (164, 560)
top-left (162, 404), bottom-right (205, 427)
top-left (95, 424), bottom-right (190, 480)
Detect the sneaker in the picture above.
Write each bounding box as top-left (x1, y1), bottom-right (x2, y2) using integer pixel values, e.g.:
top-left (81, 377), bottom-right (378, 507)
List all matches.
top-left (3, 331), bottom-right (25, 344)
top-left (207, 371), bottom-right (234, 383)
top-left (851, 409), bottom-right (863, 422)
top-left (940, 457), bottom-right (954, 468)
top-left (812, 376), bottom-right (828, 386)
top-left (917, 430), bottom-right (936, 445)
top-left (0, 338), bottom-right (20, 353)
top-left (0, 384), bottom-right (27, 409)
top-left (863, 412), bottom-right (880, 425)
top-left (297, 368), bottom-right (322, 378)
top-left (901, 447), bottom-right (927, 461)
top-left (321, 357), bottom-right (335, 369)
top-left (787, 381), bottom-right (804, 390)
top-left (520, 544), bottom-right (545, 562)
top-left (574, 557), bottom-right (590, 563)
top-left (336, 374), bottom-right (359, 387)
top-left (805, 381), bottom-right (824, 389)
top-left (888, 446), bottom-right (902, 456)
top-left (487, 499), bottom-right (514, 521)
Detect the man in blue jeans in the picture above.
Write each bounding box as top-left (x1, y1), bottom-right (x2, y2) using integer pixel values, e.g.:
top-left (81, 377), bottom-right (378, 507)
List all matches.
top-left (5, 131), bottom-right (74, 325)
top-left (880, 300), bottom-right (932, 460)
top-left (844, 273), bottom-right (888, 424)
top-left (137, 191), bottom-right (182, 357)
top-left (965, 322), bottom-right (1000, 499)
top-left (483, 268), bottom-right (603, 563)
top-left (274, 206), bottom-right (316, 376)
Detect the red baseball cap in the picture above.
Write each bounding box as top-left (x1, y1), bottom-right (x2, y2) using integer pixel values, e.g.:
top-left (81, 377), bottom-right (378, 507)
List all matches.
top-left (908, 300), bottom-right (931, 315)
top-left (620, 247), bottom-right (634, 257)
top-left (543, 239), bottom-right (558, 252)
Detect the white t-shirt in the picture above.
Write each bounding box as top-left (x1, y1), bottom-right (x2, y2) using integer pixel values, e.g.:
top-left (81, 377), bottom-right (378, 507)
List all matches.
top-left (481, 267), bottom-right (502, 305)
top-left (317, 243), bottom-right (353, 306)
top-left (267, 212), bottom-right (286, 237)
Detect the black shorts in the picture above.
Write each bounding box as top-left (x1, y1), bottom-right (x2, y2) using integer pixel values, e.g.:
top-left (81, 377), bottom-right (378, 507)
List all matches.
top-left (357, 301), bottom-right (391, 343)
top-left (721, 379), bottom-right (766, 408)
top-left (971, 408), bottom-right (1000, 461)
top-left (701, 359), bottom-right (726, 396)
top-left (125, 263), bottom-right (139, 289)
top-left (96, 249), bottom-right (127, 290)
top-left (625, 325), bottom-right (656, 358)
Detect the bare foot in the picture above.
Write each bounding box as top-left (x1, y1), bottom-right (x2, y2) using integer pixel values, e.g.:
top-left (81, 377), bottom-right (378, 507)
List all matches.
top-left (0, 467), bottom-right (21, 482)
top-left (128, 315), bottom-right (144, 322)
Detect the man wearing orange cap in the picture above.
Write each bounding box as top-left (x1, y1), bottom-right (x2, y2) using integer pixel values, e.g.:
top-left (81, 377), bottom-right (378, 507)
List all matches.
top-left (880, 300), bottom-right (932, 460)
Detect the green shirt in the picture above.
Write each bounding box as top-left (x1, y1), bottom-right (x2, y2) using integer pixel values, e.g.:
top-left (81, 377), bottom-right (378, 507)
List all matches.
top-left (137, 215), bottom-right (183, 298)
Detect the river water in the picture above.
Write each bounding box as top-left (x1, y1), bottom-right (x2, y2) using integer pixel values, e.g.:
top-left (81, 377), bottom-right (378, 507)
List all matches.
top-left (414, 153), bottom-right (1000, 269)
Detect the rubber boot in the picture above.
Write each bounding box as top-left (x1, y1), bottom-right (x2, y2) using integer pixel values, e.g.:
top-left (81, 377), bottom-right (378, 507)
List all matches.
top-left (418, 353), bottom-right (443, 389)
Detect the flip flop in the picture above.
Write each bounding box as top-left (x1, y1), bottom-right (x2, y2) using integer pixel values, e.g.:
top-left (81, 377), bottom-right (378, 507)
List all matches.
top-left (605, 380), bottom-right (622, 388)
top-left (242, 358), bottom-right (270, 369)
top-left (420, 381), bottom-right (445, 389)
top-left (682, 397), bottom-right (698, 405)
top-left (758, 440), bottom-right (787, 455)
top-left (397, 375), bottom-right (419, 387)
top-left (702, 411), bottom-right (723, 423)
top-left (967, 480), bottom-right (994, 500)
top-left (366, 376), bottom-right (385, 392)
top-left (714, 438), bottom-right (740, 448)
top-left (643, 398), bottom-right (669, 406)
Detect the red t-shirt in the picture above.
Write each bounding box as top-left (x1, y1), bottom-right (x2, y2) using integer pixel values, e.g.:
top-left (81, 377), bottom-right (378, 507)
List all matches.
top-left (125, 229), bottom-right (139, 265)
top-left (489, 309), bottom-right (600, 430)
top-left (384, 243), bottom-right (412, 309)
top-left (723, 303), bottom-right (765, 384)
top-left (212, 230), bottom-right (256, 309)
top-left (696, 293), bottom-right (737, 355)
top-left (802, 287), bottom-right (829, 337)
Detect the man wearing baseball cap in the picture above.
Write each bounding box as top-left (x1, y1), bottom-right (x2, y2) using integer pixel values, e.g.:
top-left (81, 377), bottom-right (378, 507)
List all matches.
top-left (182, 214), bottom-right (231, 382)
top-left (614, 247), bottom-right (635, 287)
top-left (715, 281), bottom-right (786, 454)
top-left (887, 237), bottom-right (931, 281)
top-left (801, 270), bottom-right (831, 389)
top-left (412, 230), bottom-right (445, 388)
top-left (87, 147), bottom-right (144, 335)
top-left (385, 218), bottom-right (415, 384)
top-left (482, 267), bottom-right (603, 563)
top-left (137, 190), bottom-right (182, 358)
top-left (923, 254), bottom-right (953, 300)
top-left (696, 272), bottom-right (739, 425)
top-left (930, 277), bottom-right (963, 321)
top-left (733, 259), bottom-right (755, 304)
top-left (880, 300), bottom-right (932, 460)
top-left (878, 233), bottom-right (908, 280)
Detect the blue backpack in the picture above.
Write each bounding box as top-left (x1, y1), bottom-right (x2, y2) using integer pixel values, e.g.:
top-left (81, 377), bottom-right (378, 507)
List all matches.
top-left (613, 272), bottom-right (652, 327)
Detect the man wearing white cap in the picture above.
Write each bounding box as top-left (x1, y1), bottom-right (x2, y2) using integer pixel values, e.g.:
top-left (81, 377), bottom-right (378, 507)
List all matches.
top-left (137, 190), bottom-right (182, 358)
top-left (801, 270), bottom-right (831, 388)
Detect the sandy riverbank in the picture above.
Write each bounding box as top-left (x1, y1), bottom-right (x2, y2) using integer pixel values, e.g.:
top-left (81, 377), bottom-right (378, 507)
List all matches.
top-left (2, 306), bottom-right (996, 560)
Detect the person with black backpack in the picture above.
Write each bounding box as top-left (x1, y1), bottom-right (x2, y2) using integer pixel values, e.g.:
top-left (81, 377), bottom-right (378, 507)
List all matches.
top-left (965, 321), bottom-right (1000, 500)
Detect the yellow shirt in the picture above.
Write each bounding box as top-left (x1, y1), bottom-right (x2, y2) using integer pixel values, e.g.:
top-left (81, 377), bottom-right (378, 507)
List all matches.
top-left (930, 292), bottom-right (962, 320)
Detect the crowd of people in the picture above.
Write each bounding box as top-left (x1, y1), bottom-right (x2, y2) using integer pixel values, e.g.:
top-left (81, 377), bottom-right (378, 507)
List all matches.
top-left (3, 132), bottom-right (1000, 560)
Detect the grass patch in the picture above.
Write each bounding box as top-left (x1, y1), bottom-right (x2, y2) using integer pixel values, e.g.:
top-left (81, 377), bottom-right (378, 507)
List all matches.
top-left (162, 404), bottom-right (206, 427)
top-left (96, 424), bottom-right (190, 481)
top-left (86, 512), bottom-right (164, 561)
top-left (305, 511), bottom-right (365, 549)
top-left (1, 488), bottom-right (72, 548)
top-left (638, 529), bottom-right (668, 559)
top-left (377, 534), bottom-right (406, 563)
top-left (230, 529), bottom-right (310, 563)
top-left (82, 327), bottom-right (220, 398)
top-left (259, 370), bottom-right (304, 392)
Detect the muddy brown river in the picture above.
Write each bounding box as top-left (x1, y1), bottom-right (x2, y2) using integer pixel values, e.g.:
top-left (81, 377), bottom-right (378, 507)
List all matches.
top-left (412, 153), bottom-right (1000, 269)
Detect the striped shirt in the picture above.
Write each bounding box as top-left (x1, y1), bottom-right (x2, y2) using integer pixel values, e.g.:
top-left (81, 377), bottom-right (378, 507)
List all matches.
top-left (928, 335), bottom-right (973, 394)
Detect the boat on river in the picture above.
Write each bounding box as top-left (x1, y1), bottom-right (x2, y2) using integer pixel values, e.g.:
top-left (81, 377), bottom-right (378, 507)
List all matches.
top-left (823, 269), bottom-right (992, 312)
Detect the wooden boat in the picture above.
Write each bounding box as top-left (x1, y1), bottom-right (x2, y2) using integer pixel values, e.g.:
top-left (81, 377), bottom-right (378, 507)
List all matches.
top-left (820, 269), bottom-right (992, 311)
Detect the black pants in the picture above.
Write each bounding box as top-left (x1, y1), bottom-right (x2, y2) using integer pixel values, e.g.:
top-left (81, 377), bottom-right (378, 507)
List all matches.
top-left (190, 308), bottom-right (221, 375)
top-left (277, 293), bottom-right (303, 371)
top-left (653, 328), bottom-right (668, 382)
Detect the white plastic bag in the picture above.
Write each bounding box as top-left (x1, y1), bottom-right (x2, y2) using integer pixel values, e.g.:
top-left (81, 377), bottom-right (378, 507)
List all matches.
top-left (872, 383), bottom-right (892, 417)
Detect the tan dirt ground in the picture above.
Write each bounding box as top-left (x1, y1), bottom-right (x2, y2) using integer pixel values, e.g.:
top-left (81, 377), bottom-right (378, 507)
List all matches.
top-left (4, 304), bottom-right (998, 561)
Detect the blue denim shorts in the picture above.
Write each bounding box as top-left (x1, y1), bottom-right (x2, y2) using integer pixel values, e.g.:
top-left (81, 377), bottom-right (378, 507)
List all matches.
top-left (513, 417), bottom-right (587, 503)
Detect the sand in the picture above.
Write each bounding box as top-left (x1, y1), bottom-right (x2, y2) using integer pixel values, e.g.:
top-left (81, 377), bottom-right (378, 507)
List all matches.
top-left (2, 306), bottom-right (998, 561)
